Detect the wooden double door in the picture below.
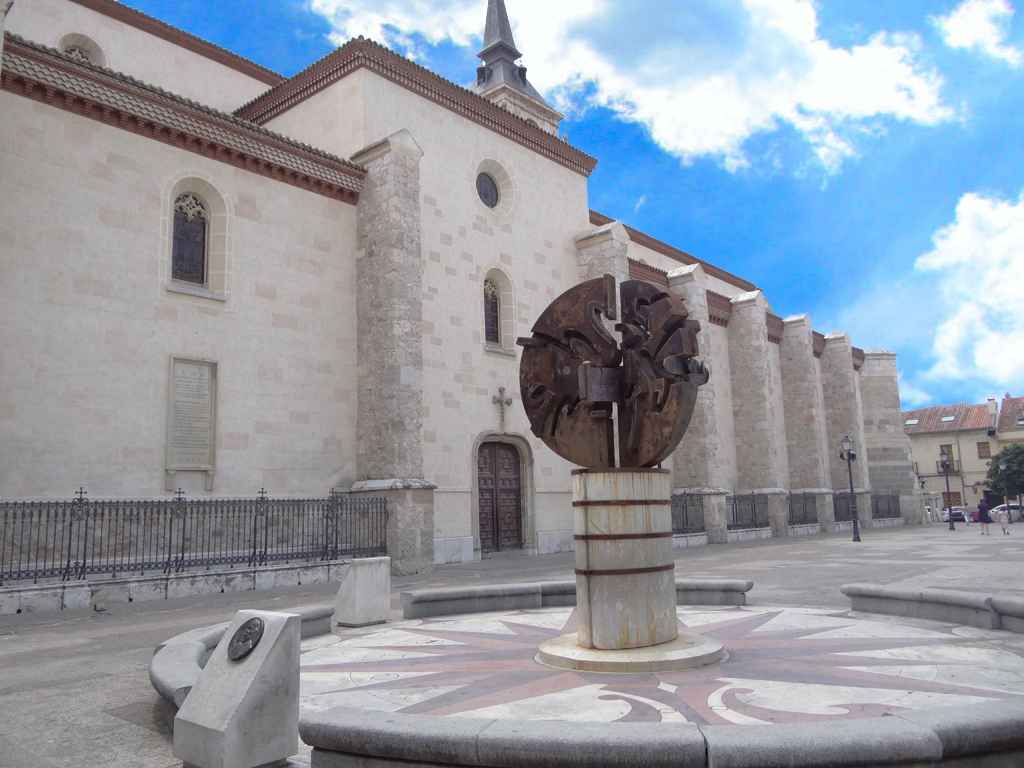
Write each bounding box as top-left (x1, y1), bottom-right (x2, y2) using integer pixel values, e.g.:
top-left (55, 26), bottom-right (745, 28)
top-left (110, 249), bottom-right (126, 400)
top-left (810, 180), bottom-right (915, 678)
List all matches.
top-left (478, 442), bottom-right (523, 553)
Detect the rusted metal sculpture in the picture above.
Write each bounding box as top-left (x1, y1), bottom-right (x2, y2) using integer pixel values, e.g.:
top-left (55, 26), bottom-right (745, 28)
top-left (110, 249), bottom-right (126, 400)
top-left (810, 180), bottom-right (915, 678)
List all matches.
top-left (517, 275), bottom-right (709, 468)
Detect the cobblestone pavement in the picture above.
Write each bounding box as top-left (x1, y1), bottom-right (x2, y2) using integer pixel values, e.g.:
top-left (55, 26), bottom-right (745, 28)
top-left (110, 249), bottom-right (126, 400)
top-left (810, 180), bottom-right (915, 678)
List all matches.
top-left (0, 524), bottom-right (1021, 767)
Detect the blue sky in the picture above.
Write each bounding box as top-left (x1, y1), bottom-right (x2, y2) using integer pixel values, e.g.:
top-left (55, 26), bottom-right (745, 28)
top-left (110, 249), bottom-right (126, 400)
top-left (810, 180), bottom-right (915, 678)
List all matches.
top-left (124, 0), bottom-right (1023, 410)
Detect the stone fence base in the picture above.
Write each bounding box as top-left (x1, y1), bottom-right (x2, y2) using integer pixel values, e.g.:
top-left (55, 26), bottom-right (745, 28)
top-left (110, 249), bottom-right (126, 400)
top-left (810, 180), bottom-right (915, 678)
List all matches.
top-left (0, 559), bottom-right (354, 616)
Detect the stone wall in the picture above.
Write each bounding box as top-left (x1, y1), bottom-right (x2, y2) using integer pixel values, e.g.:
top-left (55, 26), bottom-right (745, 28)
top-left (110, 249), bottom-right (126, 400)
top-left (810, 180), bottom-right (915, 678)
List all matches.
top-left (0, 92), bottom-right (359, 497)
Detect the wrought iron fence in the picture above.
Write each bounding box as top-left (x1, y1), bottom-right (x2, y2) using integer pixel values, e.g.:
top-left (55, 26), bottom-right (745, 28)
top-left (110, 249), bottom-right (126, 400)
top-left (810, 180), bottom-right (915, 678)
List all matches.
top-left (671, 494), bottom-right (705, 534)
top-left (0, 489), bottom-right (387, 585)
top-left (833, 492), bottom-right (857, 523)
top-left (727, 493), bottom-right (770, 530)
top-left (788, 493), bottom-right (819, 526)
top-left (871, 492), bottom-right (902, 520)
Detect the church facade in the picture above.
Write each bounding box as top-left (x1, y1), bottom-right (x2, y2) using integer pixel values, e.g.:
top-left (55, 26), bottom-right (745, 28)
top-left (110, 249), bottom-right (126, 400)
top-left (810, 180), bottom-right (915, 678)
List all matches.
top-left (0, 0), bottom-right (919, 574)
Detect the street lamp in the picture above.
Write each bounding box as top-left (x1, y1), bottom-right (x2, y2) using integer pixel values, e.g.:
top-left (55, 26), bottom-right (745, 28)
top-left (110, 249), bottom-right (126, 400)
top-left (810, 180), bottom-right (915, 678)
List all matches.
top-left (1000, 459), bottom-right (1010, 524)
top-left (839, 434), bottom-right (861, 543)
top-left (940, 447), bottom-right (955, 531)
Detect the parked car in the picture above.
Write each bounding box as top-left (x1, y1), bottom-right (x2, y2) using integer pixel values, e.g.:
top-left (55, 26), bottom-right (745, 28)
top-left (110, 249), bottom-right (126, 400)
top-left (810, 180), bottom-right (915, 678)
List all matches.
top-left (991, 503), bottom-right (1023, 523)
top-left (942, 506), bottom-right (969, 522)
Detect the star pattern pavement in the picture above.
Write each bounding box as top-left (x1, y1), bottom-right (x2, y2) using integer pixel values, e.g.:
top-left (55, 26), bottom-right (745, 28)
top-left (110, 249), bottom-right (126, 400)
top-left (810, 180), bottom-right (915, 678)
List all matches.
top-left (299, 606), bottom-right (1024, 726)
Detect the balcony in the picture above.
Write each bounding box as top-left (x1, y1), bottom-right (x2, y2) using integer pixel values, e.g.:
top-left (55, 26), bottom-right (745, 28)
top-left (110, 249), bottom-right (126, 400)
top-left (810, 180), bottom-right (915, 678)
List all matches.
top-left (935, 459), bottom-right (962, 475)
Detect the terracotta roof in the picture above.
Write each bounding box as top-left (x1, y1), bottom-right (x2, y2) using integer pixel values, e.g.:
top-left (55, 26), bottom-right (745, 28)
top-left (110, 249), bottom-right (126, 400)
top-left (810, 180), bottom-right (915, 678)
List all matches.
top-left (902, 403), bottom-right (996, 435)
top-left (67, 0), bottom-right (284, 86)
top-left (627, 259), bottom-right (668, 285)
top-left (235, 37), bottom-right (597, 178)
top-left (589, 211), bottom-right (757, 293)
top-left (1, 35), bottom-right (364, 203)
top-left (998, 394), bottom-right (1024, 433)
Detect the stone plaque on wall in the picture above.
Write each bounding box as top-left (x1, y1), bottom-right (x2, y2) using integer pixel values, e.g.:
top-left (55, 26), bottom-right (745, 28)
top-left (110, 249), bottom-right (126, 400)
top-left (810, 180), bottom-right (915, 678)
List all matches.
top-left (166, 357), bottom-right (217, 490)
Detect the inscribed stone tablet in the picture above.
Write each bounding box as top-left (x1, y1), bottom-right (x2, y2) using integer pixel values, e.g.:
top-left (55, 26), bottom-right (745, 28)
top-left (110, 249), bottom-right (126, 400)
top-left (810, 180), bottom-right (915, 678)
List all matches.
top-left (168, 358), bottom-right (216, 470)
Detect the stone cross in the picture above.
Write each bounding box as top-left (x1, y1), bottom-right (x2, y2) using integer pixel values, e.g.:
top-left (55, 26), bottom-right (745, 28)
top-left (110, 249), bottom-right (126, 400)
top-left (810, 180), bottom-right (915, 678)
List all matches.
top-left (492, 387), bottom-right (513, 433)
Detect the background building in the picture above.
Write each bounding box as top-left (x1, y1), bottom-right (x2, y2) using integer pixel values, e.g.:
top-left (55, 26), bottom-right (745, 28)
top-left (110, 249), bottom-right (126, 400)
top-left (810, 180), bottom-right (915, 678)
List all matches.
top-left (0, 0), bottom-right (920, 573)
top-left (903, 395), bottom-right (1024, 512)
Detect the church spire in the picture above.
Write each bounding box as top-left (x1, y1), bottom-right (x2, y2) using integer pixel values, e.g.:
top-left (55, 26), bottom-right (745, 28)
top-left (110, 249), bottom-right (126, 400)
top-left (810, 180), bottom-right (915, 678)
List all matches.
top-left (473, 0), bottom-right (563, 134)
top-left (481, 0), bottom-right (521, 60)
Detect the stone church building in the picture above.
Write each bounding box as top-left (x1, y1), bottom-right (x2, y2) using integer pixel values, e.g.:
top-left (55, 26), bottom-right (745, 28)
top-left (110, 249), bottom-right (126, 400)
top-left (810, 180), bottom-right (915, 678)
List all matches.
top-left (0, 0), bottom-right (919, 574)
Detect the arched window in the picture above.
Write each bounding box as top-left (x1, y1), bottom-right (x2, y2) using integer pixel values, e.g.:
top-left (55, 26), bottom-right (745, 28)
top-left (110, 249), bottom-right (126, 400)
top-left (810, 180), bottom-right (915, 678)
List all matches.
top-left (172, 192), bottom-right (208, 285)
top-left (482, 269), bottom-right (515, 354)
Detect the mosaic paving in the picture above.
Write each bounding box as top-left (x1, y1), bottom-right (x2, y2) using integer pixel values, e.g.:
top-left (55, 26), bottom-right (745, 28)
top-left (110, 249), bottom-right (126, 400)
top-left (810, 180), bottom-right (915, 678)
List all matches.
top-left (298, 606), bottom-right (1024, 726)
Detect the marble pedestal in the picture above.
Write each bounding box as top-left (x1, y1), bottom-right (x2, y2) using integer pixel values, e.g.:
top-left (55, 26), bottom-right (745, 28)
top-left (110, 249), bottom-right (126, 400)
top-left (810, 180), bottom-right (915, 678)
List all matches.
top-left (538, 469), bottom-right (723, 673)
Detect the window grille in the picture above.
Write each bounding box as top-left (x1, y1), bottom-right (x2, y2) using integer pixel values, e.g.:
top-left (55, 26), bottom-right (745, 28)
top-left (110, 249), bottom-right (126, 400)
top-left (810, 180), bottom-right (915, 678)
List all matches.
top-left (172, 193), bottom-right (208, 285)
top-left (484, 279), bottom-right (501, 344)
top-left (978, 442), bottom-right (991, 459)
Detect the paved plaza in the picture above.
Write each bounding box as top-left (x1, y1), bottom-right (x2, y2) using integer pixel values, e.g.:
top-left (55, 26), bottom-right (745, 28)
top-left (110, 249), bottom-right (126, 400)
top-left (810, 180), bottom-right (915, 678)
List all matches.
top-left (0, 524), bottom-right (1022, 767)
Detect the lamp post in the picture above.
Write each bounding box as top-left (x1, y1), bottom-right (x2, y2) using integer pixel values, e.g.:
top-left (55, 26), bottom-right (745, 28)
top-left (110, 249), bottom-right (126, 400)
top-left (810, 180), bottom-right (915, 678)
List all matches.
top-left (940, 447), bottom-right (955, 531)
top-left (1000, 459), bottom-right (1010, 524)
top-left (920, 478), bottom-right (929, 524)
top-left (839, 435), bottom-right (861, 543)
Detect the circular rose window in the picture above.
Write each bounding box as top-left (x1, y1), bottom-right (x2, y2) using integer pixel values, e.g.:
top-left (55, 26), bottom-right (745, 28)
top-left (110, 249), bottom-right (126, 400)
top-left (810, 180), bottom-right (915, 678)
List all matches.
top-left (476, 173), bottom-right (500, 209)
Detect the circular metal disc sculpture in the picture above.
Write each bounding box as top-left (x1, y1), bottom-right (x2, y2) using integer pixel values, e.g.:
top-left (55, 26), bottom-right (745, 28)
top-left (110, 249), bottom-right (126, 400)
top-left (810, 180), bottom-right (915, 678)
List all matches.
top-left (517, 275), bottom-right (709, 468)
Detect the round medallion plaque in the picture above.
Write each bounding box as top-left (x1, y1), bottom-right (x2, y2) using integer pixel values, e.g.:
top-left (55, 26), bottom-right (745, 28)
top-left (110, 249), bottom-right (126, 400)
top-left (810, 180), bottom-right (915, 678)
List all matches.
top-left (476, 172), bottom-right (499, 208)
top-left (228, 617), bottom-right (265, 662)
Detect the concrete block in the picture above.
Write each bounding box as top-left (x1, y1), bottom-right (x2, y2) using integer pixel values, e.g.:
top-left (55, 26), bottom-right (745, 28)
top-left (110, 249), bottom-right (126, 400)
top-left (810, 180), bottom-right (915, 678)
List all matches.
top-left (401, 583), bottom-right (541, 619)
top-left (0, 588), bottom-right (21, 615)
top-left (702, 717), bottom-right (942, 767)
top-left (335, 557), bottom-right (391, 627)
top-left (174, 610), bottom-right (300, 768)
top-left (893, 701), bottom-right (1024, 759)
top-left (299, 564), bottom-right (330, 585)
top-left (221, 571), bottom-right (254, 595)
top-left (253, 568), bottom-right (280, 591)
top-left (18, 586), bottom-right (63, 614)
top-left (61, 584), bottom-right (92, 611)
top-left (841, 584), bottom-right (1001, 630)
top-left (300, 707), bottom-right (493, 767)
top-left (150, 639), bottom-right (208, 708)
top-left (539, 581), bottom-right (576, 608)
top-left (477, 720), bottom-right (707, 768)
top-left (298, 605), bottom-right (335, 638)
top-left (130, 576), bottom-right (168, 604)
top-left (676, 578), bottom-right (753, 606)
top-left (90, 579), bottom-right (131, 611)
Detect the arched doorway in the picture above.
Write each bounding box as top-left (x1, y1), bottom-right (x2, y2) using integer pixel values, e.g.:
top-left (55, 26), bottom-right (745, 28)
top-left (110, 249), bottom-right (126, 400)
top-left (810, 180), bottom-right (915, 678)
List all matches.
top-left (477, 441), bottom-right (523, 552)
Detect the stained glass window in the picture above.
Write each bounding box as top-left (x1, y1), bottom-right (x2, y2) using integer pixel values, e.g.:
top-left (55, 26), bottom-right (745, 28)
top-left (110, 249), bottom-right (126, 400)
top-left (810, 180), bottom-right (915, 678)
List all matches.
top-left (172, 193), bottom-right (208, 285)
top-left (484, 279), bottom-right (501, 344)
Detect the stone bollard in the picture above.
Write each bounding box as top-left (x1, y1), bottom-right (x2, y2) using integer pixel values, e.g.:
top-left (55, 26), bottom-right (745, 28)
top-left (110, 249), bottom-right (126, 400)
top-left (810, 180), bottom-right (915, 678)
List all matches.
top-left (573, 468), bottom-right (677, 650)
top-left (334, 556), bottom-right (391, 627)
top-left (173, 610), bottom-right (300, 768)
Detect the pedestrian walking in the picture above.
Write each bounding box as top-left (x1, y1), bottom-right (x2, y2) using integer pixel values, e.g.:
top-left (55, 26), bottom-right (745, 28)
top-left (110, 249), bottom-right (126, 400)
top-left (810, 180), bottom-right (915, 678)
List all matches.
top-left (997, 505), bottom-right (1011, 535)
top-left (978, 498), bottom-right (992, 536)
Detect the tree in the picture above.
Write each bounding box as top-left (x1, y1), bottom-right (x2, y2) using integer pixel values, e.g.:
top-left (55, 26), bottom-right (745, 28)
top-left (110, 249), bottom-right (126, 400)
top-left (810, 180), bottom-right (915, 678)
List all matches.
top-left (986, 444), bottom-right (1024, 502)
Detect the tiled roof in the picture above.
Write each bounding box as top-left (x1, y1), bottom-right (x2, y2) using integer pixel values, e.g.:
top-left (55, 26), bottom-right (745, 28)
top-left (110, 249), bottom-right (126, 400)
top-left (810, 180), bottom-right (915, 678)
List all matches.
top-left (67, 0), bottom-right (284, 85)
top-left (998, 394), bottom-right (1024, 433)
top-left (1, 35), bottom-right (364, 202)
top-left (902, 403), bottom-right (996, 435)
top-left (235, 37), bottom-right (598, 178)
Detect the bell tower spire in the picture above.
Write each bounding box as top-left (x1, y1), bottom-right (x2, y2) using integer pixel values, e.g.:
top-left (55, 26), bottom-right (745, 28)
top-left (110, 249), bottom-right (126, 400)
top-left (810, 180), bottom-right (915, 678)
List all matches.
top-left (482, 0), bottom-right (521, 60)
top-left (474, 0), bottom-right (563, 135)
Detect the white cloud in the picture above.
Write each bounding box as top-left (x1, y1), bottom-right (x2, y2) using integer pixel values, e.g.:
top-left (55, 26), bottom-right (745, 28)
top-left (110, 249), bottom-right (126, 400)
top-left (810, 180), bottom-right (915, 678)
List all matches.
top-left (915, 191), bottom-right (1024, 387)
top-left (933, 0), bottom-right (1022, 67)
top-left (306, 0), bottom-right (953, 173)
top-left (898, 372), bottom-right (933, 408)
top-left (633, 194), bottom-right (648, 213)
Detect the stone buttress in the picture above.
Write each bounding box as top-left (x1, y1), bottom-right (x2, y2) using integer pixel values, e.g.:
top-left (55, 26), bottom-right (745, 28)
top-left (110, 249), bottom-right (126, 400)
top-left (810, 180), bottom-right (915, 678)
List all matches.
top-left (781, 316), bottom-right (835, 529)
top-left (349, 130), bottom-right (435, 576)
